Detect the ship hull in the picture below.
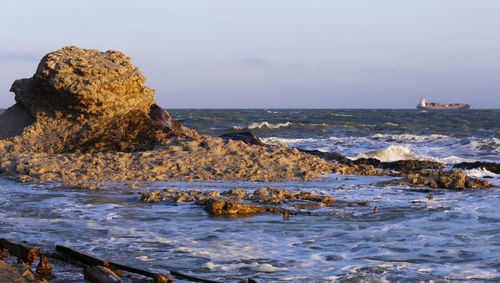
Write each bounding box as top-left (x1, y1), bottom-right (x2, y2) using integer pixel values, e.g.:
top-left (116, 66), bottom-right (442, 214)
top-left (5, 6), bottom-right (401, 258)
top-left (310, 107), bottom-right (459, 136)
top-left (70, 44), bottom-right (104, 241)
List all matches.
top-left (417, 105), bottom-right (470, 110)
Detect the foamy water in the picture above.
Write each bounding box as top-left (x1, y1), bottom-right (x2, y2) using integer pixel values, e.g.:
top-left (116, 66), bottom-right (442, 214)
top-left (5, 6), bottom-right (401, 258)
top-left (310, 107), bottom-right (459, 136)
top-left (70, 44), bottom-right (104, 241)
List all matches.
top-left (1, 176), bottom-right (499, 282)
top-left (262, 134), bottom-right (499, 164)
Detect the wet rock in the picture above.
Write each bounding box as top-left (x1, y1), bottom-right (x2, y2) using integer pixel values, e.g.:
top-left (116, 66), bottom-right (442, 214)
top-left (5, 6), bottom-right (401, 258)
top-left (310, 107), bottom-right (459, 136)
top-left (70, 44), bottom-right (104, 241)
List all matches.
top-left (35, 251), bottom-right (53, 280)
top-left (84, 265), bottom-right (121, 283)
top-left (357, 158), bottom-right (445, 172)
top-left (298, 148), bottom-right (444, 174)
top-left (205, 199), bottom-right (267, 215)
top-left (0, 260), bottom-right (47, 283)
top-left (374, 169), bottom-right (491, 189)
top-left (238, 278), bottom-right (259, 283)
top-left (154, 273), bottom-right (175, 283)
top-left (139, 188), bottom-right (220, 204)
top-left (453, 161), bottom-right (500, 174)
top-left (296, 149), bottom-right (350, 163)
top-left (221, 188), bottom-right (247, 199)
top-left (220, 131), bottom-right (265, 146)
top-left (142, 187), bottom-right (349, 217)
top-left (4, 46), bottom-right (196, 153)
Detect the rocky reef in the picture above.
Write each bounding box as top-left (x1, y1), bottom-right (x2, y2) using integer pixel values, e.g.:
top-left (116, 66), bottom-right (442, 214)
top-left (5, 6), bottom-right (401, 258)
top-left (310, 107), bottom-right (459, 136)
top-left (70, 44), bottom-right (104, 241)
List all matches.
top-left (140, 186), bottom-right (366, 217)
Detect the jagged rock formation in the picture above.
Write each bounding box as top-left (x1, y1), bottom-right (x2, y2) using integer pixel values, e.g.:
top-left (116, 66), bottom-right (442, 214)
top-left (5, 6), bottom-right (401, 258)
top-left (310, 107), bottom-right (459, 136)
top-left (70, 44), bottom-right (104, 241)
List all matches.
top-left (140, 186), bottom-right (366, 217)
top-left (374, 169), bottom-right (491, 189)
top-left (2, 46), bottom-right (196, 152)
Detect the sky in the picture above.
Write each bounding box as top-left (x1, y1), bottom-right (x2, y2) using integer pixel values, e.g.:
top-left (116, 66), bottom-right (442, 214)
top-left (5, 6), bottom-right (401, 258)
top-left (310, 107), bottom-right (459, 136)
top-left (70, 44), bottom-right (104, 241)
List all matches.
top-left (0, 0), bottom-right (499, 108)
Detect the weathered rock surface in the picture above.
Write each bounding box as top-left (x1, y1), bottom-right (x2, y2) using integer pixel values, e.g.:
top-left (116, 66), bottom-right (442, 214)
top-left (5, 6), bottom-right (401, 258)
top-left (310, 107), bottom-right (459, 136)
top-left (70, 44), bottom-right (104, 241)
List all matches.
top-left (0, 136), bottom-right (346, 183)
top-left (11, 46), bottom-right (153, 117)
top-left (374, 169), bottom-right (491, 189)
top-left (205, 199), bottom-right (268, 215)
top-left (3, 46), bottom-right (196, 152)
top-left (141, 187), bottom-right (355, 216)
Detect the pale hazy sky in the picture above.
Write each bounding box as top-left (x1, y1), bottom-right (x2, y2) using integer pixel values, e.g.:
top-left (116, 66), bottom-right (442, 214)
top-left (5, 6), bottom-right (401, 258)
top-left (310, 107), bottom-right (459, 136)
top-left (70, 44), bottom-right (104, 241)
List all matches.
top-left (1, 0), bottom-right (499, 108)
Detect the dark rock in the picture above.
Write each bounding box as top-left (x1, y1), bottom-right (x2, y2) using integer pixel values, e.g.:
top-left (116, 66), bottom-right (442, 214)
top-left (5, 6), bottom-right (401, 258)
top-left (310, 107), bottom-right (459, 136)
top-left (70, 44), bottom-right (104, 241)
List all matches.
top-left (296, 148), bottom-right (350, 163)
top-left (378, 159), bottom-right (445, 172)
top-left (299, 148), bottom-right (445, 173)
top-left (454, 161), bottom-right (500, 174)
top-left (220, 131), bottom-right (265, 146)
top-left (149, 103), bottom-right (196, 137)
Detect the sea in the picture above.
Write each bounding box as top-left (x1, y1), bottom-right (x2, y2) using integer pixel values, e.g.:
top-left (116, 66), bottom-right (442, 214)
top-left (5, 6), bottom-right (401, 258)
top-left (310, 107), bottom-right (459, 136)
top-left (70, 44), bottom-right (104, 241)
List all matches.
top-left (1, 109), bottom-right (499, 282)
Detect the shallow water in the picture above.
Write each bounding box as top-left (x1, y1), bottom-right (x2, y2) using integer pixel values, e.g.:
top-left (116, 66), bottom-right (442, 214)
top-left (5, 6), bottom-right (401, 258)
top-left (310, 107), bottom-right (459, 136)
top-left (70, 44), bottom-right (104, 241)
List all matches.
top-left (1, 175), bottom-right (499, 282)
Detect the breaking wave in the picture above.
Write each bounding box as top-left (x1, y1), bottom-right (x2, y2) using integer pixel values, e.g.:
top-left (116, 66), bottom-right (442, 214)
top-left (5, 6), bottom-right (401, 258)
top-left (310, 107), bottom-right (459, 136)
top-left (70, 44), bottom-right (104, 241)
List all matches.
top-left (232, 121), bottom-right (292, 130)
top-left (350, 145), bottom-right (436, 162)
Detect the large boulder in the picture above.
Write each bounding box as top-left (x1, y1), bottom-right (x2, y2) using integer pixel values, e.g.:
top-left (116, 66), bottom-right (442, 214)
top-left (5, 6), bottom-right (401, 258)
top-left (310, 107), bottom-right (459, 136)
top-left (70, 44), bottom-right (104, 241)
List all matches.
top-left (11, 46), bottom-right (155, 117)
top-left (2, 46), bottom-right (196, 152)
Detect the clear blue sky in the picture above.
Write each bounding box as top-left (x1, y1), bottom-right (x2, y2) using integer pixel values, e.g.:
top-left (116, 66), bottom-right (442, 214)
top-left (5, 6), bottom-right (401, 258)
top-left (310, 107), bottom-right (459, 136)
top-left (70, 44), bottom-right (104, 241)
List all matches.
top-left (1, 0), bottom-right (499, 108)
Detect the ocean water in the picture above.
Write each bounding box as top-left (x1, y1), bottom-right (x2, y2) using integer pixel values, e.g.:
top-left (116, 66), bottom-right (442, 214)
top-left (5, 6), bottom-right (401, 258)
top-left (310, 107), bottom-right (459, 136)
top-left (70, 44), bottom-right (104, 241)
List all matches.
top-left (1, 109), bottom-right (499, 282)
top-left (169, 109), bottom-right (500, 164)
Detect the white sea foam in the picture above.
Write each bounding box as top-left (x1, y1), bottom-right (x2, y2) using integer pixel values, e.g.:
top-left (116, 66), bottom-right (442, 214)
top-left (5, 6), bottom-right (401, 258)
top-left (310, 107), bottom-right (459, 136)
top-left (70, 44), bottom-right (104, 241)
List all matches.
top-left (350, 145), bottom-right (436, 162)
top-left (383, 122), bottom-right (399, 127)
top-left (371, 133), bottom-right (450, 142)
top-left (331, 113), bottom-right (353, 117)
top-left (262, 137), bottom-right (322, 145)
top-left (464, 168), bottom-right (500, 186)
top-left (232, 121), bottom-right (292, 130)
top-left (203, 262), bottom-right (287, 272)
top-left (464, 168), bottom-right (497, 178)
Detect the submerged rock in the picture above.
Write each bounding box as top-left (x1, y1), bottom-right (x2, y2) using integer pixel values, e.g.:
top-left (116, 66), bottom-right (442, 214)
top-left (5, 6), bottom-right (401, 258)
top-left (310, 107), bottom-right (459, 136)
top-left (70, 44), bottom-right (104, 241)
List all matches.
top-left (2, 46), bottom-right (196, 152)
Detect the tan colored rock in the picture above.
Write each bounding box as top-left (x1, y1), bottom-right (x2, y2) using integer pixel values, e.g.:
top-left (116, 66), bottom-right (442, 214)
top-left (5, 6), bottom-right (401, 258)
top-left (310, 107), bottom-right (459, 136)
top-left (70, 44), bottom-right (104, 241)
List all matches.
top-left (374, 169), bottom-right (491, 189)
top-left (0, 260), bottom-right (47, 283)
top-left (11, 46), bottom-right (154, 117)
top-left (205, 199), bottom-right (267, 215)
top-left (141, 187), bottom-right (346, 217)
top-left (4, 46), bottom-right (196, 153)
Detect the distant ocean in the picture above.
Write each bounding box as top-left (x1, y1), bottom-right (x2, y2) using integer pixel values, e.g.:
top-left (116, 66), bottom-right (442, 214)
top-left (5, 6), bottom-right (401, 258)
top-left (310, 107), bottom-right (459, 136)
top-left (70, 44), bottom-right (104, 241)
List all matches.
top-left (170, 109), bottom-right (500, 164)
top-left (1, 108), bottom-right (499, 281)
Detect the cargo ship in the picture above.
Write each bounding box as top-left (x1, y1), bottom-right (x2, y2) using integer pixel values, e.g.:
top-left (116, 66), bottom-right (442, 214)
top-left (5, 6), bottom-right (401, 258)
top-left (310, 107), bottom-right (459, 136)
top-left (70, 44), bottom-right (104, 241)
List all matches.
top-left (417, 97), bottom-right (470, 110)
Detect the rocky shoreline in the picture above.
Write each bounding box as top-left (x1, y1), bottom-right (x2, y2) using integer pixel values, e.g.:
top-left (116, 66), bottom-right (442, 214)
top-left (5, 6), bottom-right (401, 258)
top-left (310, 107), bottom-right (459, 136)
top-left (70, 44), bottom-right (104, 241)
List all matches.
top-left (0, 46), bottom-right (494, 190)
top-left (0, 46), bottom-right (498, 282)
